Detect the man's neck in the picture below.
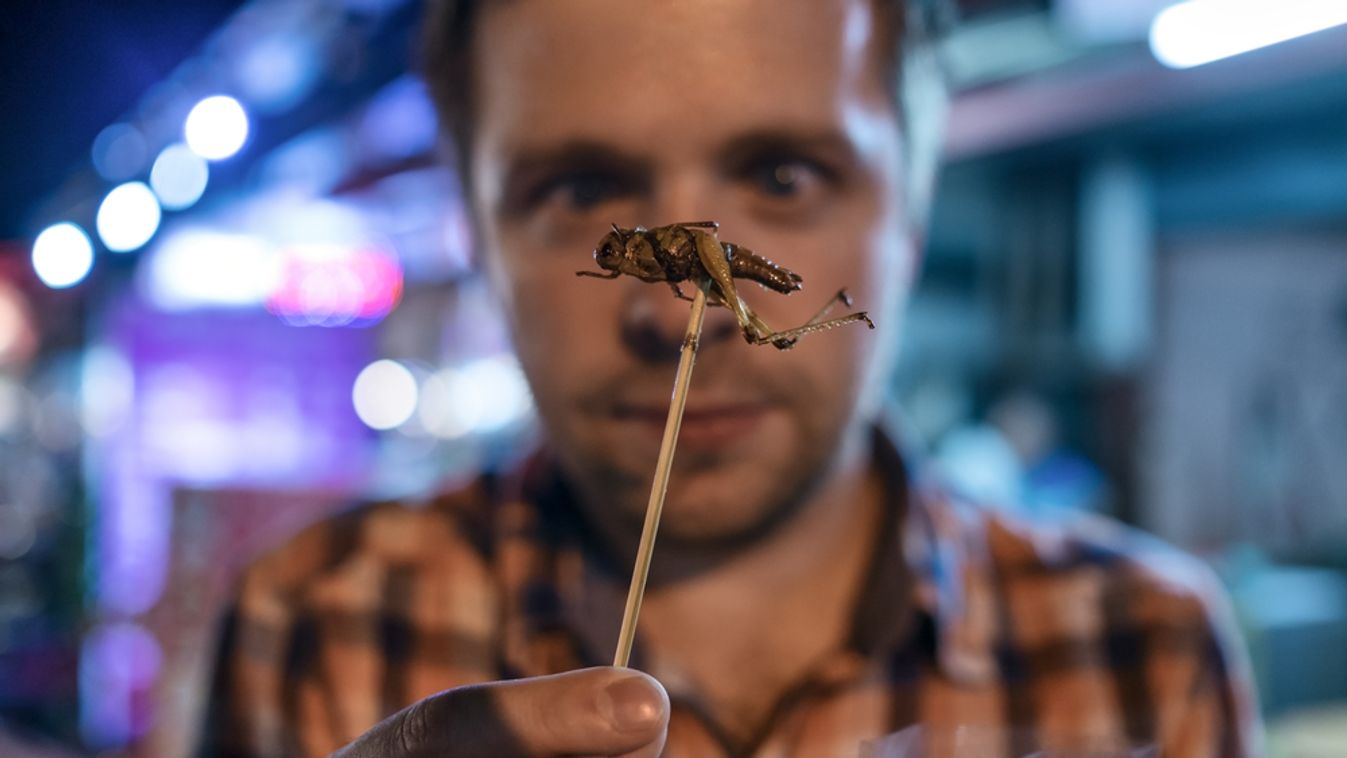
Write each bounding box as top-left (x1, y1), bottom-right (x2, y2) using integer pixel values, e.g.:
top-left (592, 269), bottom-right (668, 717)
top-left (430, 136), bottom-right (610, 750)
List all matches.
top-left (634, 430), bottom-right (889, 743)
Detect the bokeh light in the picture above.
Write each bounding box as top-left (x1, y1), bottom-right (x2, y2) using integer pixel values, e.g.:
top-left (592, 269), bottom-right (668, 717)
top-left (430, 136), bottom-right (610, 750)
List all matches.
top-left (184, 95), bottom-right (250, 160)
top-left (143, 229), bottom-right (279, 310)
top-left (149, 143), bottom-right (210, 210)
top-left (80, 621), bottom-right (163, 746)
top-left (91, 123), bottom-right (149, 181)
top-left (32, 222), bottom-right (95, 289)
top-left (359, 77), bottom-right (438, 161)
top-left (419, 356), bottom-right (533, 439)
top-left (96, 182), bottom-right (162, 253)
top-left (267, 244), bottom-right (403, 326)
top-left (81, 346), bottom-right (136, 438)
top-left (237, 36), bottom-right (320, 114)
top-left (1151, 0), bottom-right (1347, 69)
top-left (352, 359), bottom-right (418, 430)
top-left (418, 369), bottom-right (471, 440)
top-left (0, 281), bottom-right (37, 365)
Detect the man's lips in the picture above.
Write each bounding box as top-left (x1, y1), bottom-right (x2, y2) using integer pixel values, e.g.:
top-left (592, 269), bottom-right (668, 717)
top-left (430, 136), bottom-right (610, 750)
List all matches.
top-left (608, 401), bottom-right (772, 445)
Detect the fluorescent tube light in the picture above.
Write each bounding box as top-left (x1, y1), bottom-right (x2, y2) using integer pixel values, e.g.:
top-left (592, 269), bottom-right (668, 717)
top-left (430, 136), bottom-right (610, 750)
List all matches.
top-left (1150, 0), bottom-right (1347, 69)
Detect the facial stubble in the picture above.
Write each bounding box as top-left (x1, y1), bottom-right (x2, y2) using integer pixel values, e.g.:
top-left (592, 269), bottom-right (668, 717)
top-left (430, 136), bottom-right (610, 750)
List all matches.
top-left (548, 349), bottom-right (863, 561)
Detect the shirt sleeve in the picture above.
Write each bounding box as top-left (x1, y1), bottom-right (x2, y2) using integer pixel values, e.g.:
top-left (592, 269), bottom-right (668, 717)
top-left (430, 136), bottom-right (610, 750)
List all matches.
top-left (1164, 578), bottom-right (1264, 758)
top-left (195, 509), bottom-right (362, 758)
top-left (196, 568), bottom-right (304, 758)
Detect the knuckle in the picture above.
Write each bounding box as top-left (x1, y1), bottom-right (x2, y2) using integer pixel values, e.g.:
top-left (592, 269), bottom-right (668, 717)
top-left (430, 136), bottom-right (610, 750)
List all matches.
top-left (394, 700), bottom-right (433, 755)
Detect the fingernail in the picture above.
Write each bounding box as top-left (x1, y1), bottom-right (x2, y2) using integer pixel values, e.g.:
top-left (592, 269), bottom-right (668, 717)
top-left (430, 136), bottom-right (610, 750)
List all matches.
top-left (598, 674), bottom-right (664, 733)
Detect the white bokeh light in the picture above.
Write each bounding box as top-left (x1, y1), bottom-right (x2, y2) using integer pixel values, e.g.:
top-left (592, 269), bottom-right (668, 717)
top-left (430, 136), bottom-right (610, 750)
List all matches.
top-left (418, 370), bottom-right (472, 439)
top-left (32, 222), bottom-right (95, 289)
top-left (96, 182), bottom-right (161, 253)
top-left (352, 359), bottom-right (418, 431)
top-left (81, 346), bottom-right (136, 438)
top-left (143, 229), bottom-right (280, 310)
top-left (149, 143), bottom-right (209, 210)
top-left (419, 356), bottom-right (533, 439)
top-left (184, 95), bottom-right (250, 160)
top-left (1150, 0), bottom-right (1347, 69)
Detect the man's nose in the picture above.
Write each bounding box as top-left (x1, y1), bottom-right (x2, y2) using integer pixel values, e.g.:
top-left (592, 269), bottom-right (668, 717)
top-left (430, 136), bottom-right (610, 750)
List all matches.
top-left (618, 282), bottom-right (738, 364)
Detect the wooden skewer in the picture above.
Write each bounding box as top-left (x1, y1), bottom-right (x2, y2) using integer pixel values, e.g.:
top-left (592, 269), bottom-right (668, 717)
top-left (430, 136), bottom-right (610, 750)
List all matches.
top-left (613, 278), bottom-right (711, 667)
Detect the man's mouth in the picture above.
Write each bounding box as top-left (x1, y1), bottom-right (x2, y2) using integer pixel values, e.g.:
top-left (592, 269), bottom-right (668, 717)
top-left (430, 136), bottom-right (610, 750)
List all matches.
top-left (610, 401), bottom-right (772, 447)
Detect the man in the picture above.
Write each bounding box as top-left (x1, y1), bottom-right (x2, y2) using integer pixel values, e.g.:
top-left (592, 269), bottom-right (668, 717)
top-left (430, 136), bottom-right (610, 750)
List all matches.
top-left (202, 0), bottom-right (1260, 755)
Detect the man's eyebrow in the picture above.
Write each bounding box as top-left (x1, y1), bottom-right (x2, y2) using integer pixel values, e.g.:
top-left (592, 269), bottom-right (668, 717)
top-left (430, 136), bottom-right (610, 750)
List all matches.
top-left (716, 129), bottom-right (861, 165)
top-left (501, 140), bottom-right (651, 190)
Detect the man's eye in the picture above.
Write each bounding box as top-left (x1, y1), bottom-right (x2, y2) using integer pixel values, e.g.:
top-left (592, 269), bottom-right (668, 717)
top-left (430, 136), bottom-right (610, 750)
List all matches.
top-left (744, 159), bottom-right (826, 199)
top-left (541, 172), bottom-right (626, 210)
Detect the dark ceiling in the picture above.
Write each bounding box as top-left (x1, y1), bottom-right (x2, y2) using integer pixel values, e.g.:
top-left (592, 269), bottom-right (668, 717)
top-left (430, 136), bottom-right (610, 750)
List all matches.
top-left (0, 0), bottom-right (245, 241)
top-left (0, 0), bottom-right (1051, 245)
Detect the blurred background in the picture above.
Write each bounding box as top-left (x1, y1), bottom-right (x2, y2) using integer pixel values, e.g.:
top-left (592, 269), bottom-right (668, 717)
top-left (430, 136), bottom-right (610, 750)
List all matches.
top-left (1, 0), bottom-right (1345, 755)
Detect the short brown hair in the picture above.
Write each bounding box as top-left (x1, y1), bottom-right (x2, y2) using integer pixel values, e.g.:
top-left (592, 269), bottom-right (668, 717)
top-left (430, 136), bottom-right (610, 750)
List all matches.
top-left (419, 0), bottom-right (952, 225)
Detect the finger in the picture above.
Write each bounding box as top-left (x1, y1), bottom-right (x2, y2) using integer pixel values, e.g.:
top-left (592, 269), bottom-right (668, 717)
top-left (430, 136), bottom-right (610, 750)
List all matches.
top-left (333, 666), bottom-right (668, 758)
top-left (493, 667), bottom-right (669, 758)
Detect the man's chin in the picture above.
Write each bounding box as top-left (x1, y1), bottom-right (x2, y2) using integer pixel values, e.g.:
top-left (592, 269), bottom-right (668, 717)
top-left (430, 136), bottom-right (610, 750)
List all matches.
top-left (598, 457), bottom-right (806, 551)
top-left (553, 408), bottom-right (833, 550)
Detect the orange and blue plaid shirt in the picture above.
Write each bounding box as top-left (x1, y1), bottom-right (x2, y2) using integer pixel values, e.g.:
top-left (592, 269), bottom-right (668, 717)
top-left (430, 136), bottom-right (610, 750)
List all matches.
top-left (200, 433), bottom-right (1260, 756)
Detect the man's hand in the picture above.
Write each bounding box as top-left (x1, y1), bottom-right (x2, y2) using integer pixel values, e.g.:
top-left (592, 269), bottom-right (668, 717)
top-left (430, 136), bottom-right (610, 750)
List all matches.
top-left (332, 667), bottom-right (669, 758)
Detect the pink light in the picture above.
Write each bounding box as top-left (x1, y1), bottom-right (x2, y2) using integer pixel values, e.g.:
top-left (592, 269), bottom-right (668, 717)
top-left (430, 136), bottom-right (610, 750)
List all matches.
top-left (266, 245), bottom-right (403, 326)
top-left (0, 280), bottom-right (37, 365)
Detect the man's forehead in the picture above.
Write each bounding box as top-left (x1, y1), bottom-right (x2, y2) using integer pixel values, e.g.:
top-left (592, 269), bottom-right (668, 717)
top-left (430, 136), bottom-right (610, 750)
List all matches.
top-left (473, 0), bottom-right (876, 53)
top-left (470, 0), bottom-right (889, 159)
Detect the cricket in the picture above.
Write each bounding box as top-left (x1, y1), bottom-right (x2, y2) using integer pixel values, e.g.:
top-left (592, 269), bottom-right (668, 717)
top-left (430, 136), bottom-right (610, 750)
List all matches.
top-left (578, 221), bottom-right (876, 668)
top-left (577, 221), bottom-right (875, 349)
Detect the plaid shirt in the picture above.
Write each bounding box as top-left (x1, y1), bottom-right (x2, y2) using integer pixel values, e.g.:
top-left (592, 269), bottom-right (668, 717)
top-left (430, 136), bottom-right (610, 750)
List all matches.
top-left (200, 433), bottom-right (1260, 757)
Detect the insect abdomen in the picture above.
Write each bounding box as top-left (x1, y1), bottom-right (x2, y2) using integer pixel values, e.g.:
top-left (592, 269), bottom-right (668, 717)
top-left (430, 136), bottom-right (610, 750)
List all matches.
top-left (726, 243), bottom-right (803, 294)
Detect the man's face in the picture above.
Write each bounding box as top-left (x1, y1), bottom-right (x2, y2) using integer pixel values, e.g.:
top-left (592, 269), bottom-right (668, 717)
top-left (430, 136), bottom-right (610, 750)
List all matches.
top-left (469, 0), bottom-right (917, 543)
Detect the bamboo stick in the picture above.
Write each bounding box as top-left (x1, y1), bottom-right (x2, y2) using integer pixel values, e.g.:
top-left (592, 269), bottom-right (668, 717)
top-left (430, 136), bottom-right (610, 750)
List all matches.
top-left (612, 279), bottom-right (710, 667)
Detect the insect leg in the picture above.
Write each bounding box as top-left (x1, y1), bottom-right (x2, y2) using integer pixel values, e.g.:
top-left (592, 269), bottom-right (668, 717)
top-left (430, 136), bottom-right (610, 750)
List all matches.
top-left (754, 289), bottom-right (854, 348)
top-left (801, 289), bottom-right (854, 326)
top-left (667, 282), bottom-right (697, 302)
top-left (671, 220), bottom-right (719, 230)
top-left (576, 269), bottom-right (622, 279)
top-left (748, 311), bottom-right (876, 350)
top-left (689, 228), bottom-right (770, 342)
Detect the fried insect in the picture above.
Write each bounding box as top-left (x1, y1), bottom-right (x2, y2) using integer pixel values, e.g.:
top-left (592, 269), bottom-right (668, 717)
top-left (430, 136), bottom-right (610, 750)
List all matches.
top-left (576, 221), bottom-right (874, 349)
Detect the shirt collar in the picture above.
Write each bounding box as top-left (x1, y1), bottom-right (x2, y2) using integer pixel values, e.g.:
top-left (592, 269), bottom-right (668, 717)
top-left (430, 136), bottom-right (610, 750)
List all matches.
top-left (496, 419), bottom-right (1002, 687)
top-left (866, 421), bottom-right (1001, 686)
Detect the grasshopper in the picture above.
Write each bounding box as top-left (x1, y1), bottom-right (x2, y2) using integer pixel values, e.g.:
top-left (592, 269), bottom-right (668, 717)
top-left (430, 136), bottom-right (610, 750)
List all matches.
top-left (576, 221), bottom-right (874, 349)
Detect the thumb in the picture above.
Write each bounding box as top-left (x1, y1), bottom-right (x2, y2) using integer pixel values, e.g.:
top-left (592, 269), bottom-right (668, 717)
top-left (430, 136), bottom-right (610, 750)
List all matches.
top-left (493, 667), bottom-right (669, 756)
top-left (334, 666), bottom-right (669, 758)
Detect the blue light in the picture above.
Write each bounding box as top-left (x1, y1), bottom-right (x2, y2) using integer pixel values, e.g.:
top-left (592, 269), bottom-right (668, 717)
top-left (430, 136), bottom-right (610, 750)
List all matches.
top-left (238, 37), bottom-right (320, 114)
top-left (184, 95), bottom-right (250, 160)
top-left (149, 143), bottom-right (210, 210)
top-left (32, 222), bottom-right (95, 289)
top-left (91, 123), bottom-right (149, 181)
top-left (359, 77), bottom-right (438, 161)
top-left (96, 182), bottom-right (162, 253)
